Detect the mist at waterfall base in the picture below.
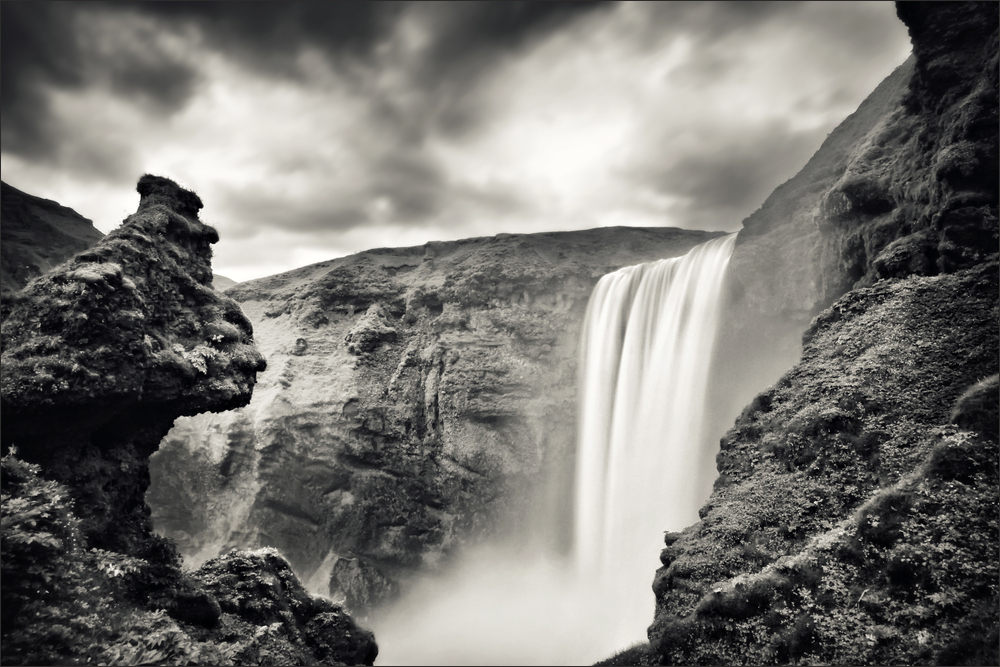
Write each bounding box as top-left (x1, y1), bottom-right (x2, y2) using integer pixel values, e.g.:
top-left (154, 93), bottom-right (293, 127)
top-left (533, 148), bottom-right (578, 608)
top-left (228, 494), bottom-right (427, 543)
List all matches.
top-left (372, 234), bottom-right (787, 665)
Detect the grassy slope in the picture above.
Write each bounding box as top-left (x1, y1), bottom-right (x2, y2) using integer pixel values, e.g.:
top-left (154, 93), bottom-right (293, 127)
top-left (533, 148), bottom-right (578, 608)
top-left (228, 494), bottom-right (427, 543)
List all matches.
top-left (1, 181), bottom-right (105, 295)
top-left (646, 260), bottom-right (997, 665)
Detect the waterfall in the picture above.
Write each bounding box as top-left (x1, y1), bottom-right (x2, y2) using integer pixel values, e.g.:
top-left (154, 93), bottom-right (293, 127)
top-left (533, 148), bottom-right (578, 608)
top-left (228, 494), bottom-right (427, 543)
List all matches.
top-left (371, 234), bottom-right (738, 665)
top-left (574, 233), bottom-right (737, 647)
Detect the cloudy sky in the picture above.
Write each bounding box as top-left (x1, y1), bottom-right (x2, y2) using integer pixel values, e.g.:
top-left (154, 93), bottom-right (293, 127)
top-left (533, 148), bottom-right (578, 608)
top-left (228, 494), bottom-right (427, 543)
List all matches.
top-left (2, 1), bottom-right (912, 282)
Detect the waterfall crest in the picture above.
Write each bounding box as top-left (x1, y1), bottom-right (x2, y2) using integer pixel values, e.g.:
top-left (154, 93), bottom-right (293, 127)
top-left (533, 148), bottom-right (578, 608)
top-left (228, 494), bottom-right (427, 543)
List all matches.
top-left (371, 234), bottom-right (738, 665)
top-left (575, 233), bottom-right (737, 646)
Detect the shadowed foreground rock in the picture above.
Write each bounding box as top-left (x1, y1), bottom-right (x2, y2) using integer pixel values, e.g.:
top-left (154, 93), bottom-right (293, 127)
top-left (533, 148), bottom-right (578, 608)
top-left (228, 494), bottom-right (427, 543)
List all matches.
top-left (1, 176), bottom-right (376, 666)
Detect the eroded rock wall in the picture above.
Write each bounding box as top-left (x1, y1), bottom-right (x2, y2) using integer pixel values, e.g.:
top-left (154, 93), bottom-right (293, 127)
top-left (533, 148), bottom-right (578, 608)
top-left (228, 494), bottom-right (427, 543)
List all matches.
top-left (147, 227), bottom-right (723, 613)
top-left (729, 1), bottom-right (997, 320)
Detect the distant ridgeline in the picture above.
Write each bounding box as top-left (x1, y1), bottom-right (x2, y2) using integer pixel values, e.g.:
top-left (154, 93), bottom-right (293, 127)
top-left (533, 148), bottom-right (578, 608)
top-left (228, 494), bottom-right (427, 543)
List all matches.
top-left (0, 180), bottom-right (237, 298)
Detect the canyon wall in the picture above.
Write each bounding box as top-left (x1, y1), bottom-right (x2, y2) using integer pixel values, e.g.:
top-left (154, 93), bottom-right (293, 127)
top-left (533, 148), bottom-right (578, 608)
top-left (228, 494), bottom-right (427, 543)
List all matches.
top-left (1, 176), bottom-right (376, 665)
top-left (147, 227), bottom-right (722, 613)
top-left (643, 3), bottom-right (998, 664)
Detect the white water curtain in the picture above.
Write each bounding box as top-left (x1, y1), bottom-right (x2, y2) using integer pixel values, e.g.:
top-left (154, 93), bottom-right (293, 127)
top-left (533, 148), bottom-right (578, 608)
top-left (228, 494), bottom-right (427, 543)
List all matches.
top-left (575, 233), bottom-right (737, 646)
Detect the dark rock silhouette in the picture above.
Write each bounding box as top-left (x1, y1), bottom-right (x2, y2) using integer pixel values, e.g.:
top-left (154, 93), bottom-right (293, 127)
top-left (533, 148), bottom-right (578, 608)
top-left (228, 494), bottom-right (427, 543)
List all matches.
top-left (1, 176), bottom-right (376, 666)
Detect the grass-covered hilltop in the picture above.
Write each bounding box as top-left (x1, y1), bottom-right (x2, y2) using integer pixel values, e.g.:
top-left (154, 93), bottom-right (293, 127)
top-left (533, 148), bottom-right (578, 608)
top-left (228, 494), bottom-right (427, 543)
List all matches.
top-left (1, 176), bottom-right (377, 666)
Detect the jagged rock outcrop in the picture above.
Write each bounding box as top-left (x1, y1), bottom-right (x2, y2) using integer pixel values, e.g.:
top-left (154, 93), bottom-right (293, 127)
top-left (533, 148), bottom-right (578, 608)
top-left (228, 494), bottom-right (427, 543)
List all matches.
top-left (1, 175), bottom-right (266, 552)
top-left (1, 176), bottom-right (376, 666)
top-left (643, 3), bottom-right (999, 664)
top-left (147, 227), bottom-right (722, 614)
top-left (1, 181), bottom-right (106, 297)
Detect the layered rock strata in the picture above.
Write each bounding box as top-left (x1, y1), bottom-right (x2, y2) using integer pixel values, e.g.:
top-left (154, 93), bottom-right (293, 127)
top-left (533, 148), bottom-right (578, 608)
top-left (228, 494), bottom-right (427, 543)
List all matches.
top-left (147, 227), bottom-right (722, 613)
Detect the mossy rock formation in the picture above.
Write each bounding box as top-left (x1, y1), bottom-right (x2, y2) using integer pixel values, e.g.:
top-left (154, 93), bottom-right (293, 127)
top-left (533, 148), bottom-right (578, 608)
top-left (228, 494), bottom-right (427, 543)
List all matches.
top-left (1, 176), bottom-right (376, 665)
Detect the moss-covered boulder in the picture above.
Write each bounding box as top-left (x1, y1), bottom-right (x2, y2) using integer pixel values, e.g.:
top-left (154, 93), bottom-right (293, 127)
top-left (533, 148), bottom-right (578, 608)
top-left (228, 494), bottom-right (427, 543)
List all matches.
top-left (196, 548), bottom-right (378, 665)
top-left (1, 454), bottom-right (378, 666)
top-left (1, 175), bottom-right (266, 462)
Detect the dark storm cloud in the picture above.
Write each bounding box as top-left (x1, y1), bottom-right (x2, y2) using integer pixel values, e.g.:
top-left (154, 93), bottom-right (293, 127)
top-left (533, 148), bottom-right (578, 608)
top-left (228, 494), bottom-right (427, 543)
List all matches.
top-left (410, 2), bottom-right (616, 140)
top-left (1, 2), bottom-right (197, 169)
top-left (127, 1), bottom-right (406, 77)
top-left (415, 2), bottom-right (614, 83)
top-left (1, 3), bottom-right (85, 158)
top-left (1, 0), bottom-right (609, 188)
top-left (623, 1), bottom-right (803, 52)
top-left (2, 1), bottom-right (914, 281)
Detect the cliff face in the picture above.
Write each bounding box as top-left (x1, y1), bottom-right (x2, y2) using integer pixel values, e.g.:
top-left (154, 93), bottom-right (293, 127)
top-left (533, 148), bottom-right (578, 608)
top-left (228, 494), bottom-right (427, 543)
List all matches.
top-left (729, 2), bottom-right (997, 320)
top-left (1, 176), bottom-right (376, 666)
top-left (1, 181), bottom-right (105, 296)
top-left (146, 227), bottom-right (723, 613)
top-left (646, 3), bottom-right (999, 664)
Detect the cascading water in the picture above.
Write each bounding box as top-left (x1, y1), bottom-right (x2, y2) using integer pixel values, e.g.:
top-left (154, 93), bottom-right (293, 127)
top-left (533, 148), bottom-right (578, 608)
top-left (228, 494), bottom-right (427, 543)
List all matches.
top-left (575, 233), bottom-right (737, 648)
top-left (372, 234), bottom-right (738, 665)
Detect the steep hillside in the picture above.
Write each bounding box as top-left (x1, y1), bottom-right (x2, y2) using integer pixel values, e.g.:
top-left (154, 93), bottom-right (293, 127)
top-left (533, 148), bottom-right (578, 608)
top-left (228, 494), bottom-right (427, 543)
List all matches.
top-left (1, 176), bottom-right (375, 666)
top-left (213, 274), bottom-right (239, 291)
top-left (729, 2), bottom-right (997, 319)
top-left (147, 227), bottom-right (723, 613)
top-left (1, 180), bottom-right (239, 298)
top-left (639, 3), bottom-right (999, 664)
top-left (1, 180), bottom-right (105, 295)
